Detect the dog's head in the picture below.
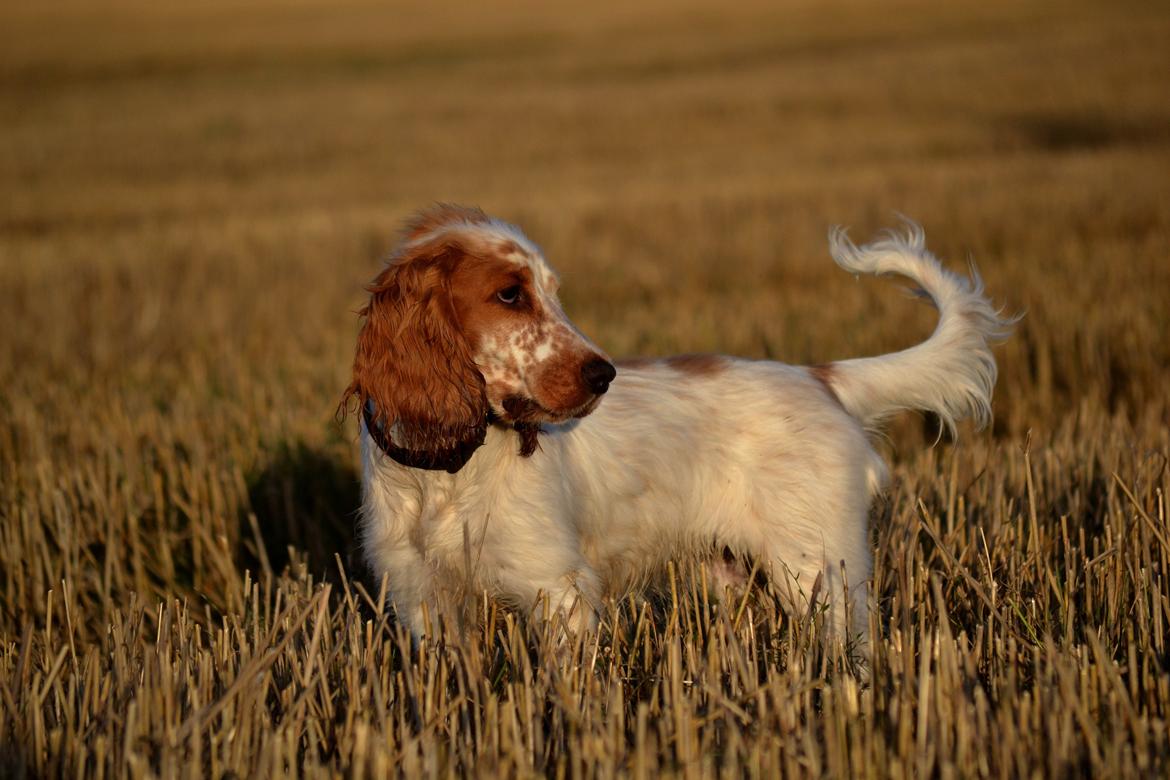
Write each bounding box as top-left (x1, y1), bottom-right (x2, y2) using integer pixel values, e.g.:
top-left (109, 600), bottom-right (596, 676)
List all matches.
top-left (341, 205), bottom-right (614, 470)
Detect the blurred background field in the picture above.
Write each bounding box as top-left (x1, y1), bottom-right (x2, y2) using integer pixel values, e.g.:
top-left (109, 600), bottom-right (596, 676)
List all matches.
top-left (2, 0), bottom-right (1169, 776)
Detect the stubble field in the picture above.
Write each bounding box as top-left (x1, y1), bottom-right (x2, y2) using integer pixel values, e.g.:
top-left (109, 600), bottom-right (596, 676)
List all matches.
top-left (2, 0), bottom-right (1169, 776)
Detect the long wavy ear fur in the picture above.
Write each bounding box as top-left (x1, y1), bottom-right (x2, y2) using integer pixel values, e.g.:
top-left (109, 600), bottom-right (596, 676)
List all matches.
top-left (340, 236), bottom-right (488, 468)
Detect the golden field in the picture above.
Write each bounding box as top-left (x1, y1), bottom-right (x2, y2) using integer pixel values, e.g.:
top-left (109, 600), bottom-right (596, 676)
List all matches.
top-left (2, 0), bottom-right (1169, 775)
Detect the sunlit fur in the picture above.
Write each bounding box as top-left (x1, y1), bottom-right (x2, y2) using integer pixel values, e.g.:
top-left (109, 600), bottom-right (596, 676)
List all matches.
top-left (347, 207), bottom-right (1011, 640)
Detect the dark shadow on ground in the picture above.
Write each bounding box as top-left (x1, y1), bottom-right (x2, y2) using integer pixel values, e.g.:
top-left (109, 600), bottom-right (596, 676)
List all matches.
top-left (243, 441), bottom-right (363, 584)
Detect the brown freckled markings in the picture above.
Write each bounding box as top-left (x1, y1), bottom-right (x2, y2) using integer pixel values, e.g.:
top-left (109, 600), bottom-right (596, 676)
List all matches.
top-left (665, 353), bottom-right (727, 376)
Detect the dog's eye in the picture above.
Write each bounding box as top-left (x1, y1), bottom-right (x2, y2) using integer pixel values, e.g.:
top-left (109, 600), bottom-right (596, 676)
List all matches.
top-left (496, 285), bottom-right (522, 305)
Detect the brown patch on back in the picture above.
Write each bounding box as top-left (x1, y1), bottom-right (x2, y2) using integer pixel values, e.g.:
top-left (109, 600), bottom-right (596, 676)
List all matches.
top-left (808, 363), bottom-right (842, 406)
top-left (666, 353), bottom-right (726, 376)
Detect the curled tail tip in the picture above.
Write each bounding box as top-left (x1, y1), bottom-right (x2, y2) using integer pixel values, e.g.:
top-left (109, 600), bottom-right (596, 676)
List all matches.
top-left (829, 220), bottom-right (930, 276)
top-left (828, 225), bottom-right (867, 274)
top-left (827, 224), bottom-right (850, 251)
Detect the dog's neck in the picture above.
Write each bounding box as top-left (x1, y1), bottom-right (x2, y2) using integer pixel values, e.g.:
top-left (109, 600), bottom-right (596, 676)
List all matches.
top-left (362, 402), bottom-right (540, 473)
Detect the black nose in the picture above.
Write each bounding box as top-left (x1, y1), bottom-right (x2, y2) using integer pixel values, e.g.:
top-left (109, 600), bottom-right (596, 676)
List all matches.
top-left (581, 358), bottom-right (616, 395)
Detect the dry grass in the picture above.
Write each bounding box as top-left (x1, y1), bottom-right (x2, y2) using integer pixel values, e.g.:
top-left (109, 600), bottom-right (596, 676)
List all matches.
top-left (2, 0), bottom-right (1170, 775)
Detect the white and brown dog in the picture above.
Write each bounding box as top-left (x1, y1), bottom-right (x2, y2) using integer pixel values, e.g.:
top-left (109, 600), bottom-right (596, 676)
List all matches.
top-left (342, 204), bottom-right (1009, 640)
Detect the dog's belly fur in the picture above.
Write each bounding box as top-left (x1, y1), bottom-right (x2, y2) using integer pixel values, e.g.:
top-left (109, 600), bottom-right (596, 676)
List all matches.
top-left (360, 359), bottom-right (886, 636)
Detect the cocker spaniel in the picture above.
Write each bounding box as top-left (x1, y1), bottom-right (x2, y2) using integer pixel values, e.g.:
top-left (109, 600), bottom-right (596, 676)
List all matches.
top-left (341, 205), bottom-right (1009, 640)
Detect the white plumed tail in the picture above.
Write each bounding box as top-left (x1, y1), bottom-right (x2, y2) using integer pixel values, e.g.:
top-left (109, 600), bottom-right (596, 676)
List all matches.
top-left (822, 223), bottom-right (1013, 435)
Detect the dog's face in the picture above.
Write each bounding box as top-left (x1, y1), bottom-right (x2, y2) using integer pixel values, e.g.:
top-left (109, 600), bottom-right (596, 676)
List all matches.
top-left (449, 237), bottom-right (614, 425)
top-left (343, 206), bottom-right (613, 466)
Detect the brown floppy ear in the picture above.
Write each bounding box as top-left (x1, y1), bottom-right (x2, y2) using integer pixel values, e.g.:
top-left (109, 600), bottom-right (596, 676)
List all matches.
top-left (340, 239), bottom-right (488, 472)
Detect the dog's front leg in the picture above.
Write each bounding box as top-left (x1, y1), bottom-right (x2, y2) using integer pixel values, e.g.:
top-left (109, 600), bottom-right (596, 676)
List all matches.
top-left (493, 550), bottom-right (602, 638)
top-left (367, 539), bottom-right (439, 641)
top-left (544, 568), bottom-right (602, 636)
